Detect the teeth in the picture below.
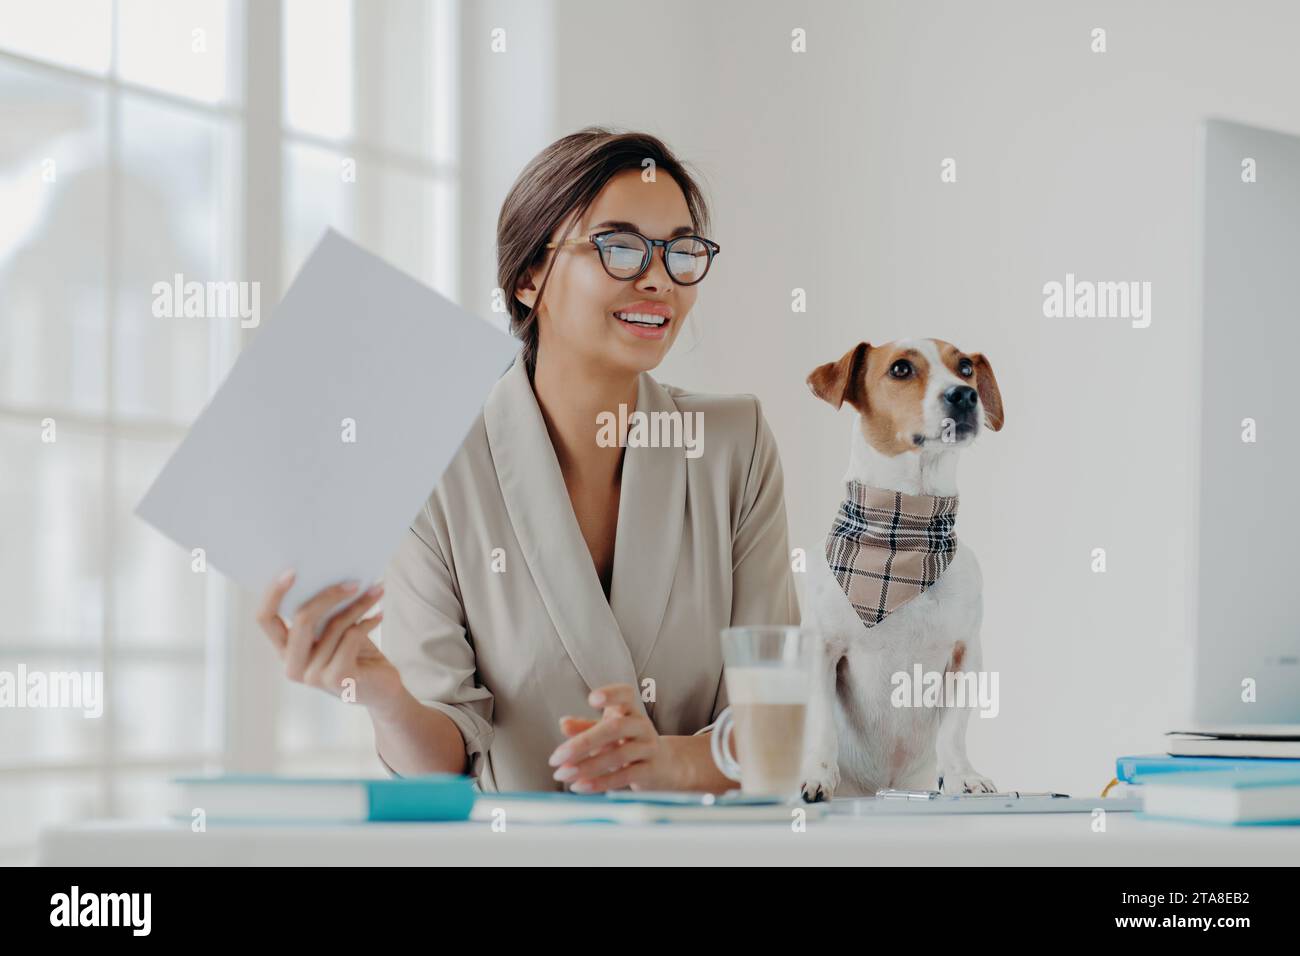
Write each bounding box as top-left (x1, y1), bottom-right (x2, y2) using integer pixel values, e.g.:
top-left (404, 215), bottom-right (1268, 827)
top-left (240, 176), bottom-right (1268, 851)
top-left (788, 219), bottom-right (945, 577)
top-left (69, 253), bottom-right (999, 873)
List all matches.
top-left (615, 312), bottom-right (668, 327)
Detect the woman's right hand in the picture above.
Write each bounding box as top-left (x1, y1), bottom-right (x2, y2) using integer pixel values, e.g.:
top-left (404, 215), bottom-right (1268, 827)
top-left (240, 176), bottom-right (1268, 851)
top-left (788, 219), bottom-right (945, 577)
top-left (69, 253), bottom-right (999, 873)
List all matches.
top-left (256, 571), bottom-right (406, 712)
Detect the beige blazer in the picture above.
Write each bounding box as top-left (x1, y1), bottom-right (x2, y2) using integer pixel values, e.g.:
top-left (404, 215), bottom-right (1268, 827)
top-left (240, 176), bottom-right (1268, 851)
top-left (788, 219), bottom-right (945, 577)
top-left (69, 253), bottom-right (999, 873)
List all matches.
top-left (380, 355), bottom-right (799, 792)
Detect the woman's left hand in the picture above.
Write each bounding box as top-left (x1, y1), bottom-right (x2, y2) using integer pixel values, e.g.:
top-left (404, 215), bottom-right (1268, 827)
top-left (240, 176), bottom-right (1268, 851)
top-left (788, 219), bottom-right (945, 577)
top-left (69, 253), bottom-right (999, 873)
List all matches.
top-left (548, 683), bottom-right (679, 792)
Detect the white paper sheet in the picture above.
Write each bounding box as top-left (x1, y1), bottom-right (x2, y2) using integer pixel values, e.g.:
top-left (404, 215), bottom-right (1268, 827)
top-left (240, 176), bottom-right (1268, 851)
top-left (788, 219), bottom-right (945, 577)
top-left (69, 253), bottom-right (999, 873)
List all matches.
top-left (135, 228), bottom-right (519, 618)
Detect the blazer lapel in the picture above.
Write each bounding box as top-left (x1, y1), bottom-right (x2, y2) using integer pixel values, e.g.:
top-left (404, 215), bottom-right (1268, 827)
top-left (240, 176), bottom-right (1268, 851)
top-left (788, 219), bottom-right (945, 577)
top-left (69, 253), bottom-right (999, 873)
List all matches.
top-left (484, 357), bottom-right (643, 712)
top-left (609, 371), bottom-right (687, 703)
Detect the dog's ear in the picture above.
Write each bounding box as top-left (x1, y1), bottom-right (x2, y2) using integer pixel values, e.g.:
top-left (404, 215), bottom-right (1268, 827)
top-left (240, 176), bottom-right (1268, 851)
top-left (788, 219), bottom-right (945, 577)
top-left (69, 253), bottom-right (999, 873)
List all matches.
top-left (970, 352), bottom-right (1004, 431)
top-left (807, 342), bottom-right (871, 411)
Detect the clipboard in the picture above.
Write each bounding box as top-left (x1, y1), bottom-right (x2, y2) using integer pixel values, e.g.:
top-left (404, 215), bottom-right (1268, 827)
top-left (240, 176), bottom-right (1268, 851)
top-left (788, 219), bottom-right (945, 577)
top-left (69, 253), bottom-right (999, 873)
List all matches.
top-left (827, 790), bottom-right (1142, 815)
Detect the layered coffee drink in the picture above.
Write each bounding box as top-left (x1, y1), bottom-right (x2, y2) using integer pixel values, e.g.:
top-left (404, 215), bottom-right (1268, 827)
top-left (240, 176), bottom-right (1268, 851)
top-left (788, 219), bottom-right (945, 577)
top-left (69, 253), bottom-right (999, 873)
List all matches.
top-left (724, 666), bottom-right (808, 798)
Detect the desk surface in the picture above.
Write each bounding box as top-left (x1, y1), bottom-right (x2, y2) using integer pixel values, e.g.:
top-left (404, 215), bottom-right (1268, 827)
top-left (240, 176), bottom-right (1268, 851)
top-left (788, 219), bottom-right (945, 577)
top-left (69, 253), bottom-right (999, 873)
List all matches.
top-left (37, 812), bottom-right (1300, 866)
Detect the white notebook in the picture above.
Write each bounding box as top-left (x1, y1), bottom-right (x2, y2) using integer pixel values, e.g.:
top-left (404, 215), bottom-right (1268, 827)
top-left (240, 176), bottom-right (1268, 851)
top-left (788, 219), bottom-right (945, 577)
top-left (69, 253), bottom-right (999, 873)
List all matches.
top-left (135, 229), bottom-right (519, 616)
top-left (1140, 769), bottom-right (1300, 824)
top-left (469, 794), bottom-right (825, 825)
top-left (1165, 733), bottom-right (1300, 759)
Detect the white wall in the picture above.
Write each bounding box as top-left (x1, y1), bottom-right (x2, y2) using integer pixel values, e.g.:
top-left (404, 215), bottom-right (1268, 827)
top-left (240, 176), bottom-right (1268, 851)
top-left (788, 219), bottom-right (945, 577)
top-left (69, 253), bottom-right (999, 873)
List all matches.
top-left (480, 0), bottom-right (1300, 797)
top-left (458, 0), bottom-right (555, 330)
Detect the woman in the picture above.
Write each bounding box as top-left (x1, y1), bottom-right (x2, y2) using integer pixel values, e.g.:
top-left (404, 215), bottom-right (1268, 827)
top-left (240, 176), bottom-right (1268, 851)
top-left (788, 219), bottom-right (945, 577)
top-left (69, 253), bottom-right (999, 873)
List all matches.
top-left (256, 128), bottom-right (799, 793)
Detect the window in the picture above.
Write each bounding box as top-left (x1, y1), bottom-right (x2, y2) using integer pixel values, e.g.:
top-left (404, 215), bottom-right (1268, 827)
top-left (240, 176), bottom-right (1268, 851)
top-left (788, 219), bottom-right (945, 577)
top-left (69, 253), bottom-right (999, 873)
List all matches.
top-left (0, 0), bottom-right (461, 863)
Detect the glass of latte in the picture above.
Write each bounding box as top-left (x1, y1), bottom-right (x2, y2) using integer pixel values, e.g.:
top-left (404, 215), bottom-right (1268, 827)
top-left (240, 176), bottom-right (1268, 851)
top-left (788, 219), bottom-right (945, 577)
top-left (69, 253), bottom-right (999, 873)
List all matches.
top-left (709, 626), bottom-right (814, 800)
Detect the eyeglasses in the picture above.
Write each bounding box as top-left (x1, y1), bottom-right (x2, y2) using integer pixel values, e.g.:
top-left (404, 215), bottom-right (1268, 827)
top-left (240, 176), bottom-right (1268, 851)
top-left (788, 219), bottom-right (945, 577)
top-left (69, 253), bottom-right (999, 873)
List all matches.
top-left (545, 229), bottom-right (720, 285)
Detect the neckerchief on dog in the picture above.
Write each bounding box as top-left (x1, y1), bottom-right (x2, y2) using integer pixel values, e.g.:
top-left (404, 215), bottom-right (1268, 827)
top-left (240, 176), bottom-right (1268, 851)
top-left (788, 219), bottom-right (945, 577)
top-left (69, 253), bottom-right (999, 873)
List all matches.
top-left (825, 481), bottom-right (959, 627)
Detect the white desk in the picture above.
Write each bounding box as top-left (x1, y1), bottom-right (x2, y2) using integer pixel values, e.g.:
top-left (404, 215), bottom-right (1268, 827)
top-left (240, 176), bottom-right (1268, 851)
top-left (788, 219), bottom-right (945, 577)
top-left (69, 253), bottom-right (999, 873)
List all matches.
top-left (37, 812), bottom-right (1300, 865)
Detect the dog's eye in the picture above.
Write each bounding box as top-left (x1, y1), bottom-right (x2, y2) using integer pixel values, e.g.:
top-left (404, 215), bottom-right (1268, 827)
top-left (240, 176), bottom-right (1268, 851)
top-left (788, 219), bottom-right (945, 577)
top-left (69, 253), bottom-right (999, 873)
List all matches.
top-left (889, 360), bottom-right (912, 379)
top-left (958, 359), bottom-right (973, 377)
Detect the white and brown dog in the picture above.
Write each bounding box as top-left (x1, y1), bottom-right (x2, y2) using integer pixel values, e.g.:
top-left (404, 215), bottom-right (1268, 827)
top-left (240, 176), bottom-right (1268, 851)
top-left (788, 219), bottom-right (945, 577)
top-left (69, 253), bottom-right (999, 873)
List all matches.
top-left (799, 338), bottom-right (1004, 801)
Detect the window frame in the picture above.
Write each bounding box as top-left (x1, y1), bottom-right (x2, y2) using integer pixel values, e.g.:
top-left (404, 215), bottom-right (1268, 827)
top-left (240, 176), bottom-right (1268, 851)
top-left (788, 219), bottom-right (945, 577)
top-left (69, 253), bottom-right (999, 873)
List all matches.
top-left (0, 0), bottom-right (464, 858)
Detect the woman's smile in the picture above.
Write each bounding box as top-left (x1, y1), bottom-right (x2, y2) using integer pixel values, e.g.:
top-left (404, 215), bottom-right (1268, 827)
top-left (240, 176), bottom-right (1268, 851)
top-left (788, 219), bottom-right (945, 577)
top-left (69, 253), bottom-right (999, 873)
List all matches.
top-left (611, 300), bottom-right (674, 340)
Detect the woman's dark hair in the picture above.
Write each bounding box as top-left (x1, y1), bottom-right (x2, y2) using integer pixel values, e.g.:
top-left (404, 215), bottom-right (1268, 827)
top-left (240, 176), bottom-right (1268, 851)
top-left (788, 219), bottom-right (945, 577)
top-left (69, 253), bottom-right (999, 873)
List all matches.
top-left (496, 126), bottom-right (712, 376)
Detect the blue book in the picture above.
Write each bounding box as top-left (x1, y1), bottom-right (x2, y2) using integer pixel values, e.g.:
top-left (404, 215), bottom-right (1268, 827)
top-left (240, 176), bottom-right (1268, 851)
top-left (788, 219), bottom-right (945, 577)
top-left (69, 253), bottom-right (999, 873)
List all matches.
top-left (172, 773), bottom-right (475, 823)
top-left (1117, 753), bottom-right (1300, 784)
top-left (1137, 768), bottom-right (1300, 825)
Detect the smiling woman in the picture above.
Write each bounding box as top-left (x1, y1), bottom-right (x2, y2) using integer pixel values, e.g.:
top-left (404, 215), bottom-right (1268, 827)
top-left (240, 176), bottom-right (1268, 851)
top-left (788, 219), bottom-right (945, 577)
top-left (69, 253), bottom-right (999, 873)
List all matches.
top-left (255, 127), bottom-right (801, 796)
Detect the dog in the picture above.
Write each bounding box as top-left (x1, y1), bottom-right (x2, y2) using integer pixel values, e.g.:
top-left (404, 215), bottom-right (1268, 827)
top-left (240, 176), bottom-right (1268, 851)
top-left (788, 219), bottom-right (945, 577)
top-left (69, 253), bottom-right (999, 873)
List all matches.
top-left (798, 338), bottom-right (1004, 801)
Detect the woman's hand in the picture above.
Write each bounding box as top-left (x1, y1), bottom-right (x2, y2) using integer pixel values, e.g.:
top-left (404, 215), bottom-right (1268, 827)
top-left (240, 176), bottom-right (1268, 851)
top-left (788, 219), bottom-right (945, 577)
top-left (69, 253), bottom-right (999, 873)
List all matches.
top-left (256, 570), bottom-right (405, 713)
top-left (547, 683), bottom-right (683, 792)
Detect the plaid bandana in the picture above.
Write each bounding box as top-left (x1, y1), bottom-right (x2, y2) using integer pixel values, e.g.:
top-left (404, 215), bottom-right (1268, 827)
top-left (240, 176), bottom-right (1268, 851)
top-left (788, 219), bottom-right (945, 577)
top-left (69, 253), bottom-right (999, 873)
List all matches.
top-left (825, 481), bottom-right (959, 628)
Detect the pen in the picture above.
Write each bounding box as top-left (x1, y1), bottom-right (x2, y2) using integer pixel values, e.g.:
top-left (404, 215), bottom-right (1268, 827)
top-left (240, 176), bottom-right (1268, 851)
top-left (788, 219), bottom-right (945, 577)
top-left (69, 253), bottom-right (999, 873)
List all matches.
top-left (951, 791), bottom-right (1070, 799)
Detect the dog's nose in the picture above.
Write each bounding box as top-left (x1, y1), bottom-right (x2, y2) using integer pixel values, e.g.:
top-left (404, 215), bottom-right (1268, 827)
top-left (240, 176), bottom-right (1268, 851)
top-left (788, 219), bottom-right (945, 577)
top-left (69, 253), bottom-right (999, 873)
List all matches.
top-left (943, 385), bottom-right (978, 411)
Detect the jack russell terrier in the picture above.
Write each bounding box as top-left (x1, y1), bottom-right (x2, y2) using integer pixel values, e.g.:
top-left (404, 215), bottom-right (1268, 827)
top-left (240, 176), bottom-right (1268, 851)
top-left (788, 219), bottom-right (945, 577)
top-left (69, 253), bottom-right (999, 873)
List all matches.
top-left (798, 338), bottom-right (1004, 802)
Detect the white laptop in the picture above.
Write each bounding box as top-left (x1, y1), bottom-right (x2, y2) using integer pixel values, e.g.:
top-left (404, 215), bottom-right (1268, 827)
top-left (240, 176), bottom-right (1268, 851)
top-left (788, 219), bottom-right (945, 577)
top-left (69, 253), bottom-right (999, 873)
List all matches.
top-left (1182, 120), bottom-right (1300, 738)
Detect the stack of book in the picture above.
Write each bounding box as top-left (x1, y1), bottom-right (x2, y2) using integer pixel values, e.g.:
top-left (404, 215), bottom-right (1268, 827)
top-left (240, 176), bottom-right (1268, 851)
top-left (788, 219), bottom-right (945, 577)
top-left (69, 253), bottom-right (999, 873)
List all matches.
top-left (1118, 738), bottom-right (1300, 825)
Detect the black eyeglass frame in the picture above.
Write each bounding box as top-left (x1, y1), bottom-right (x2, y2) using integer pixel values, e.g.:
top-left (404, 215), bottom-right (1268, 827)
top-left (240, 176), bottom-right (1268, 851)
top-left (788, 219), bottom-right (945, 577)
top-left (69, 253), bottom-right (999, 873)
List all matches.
top-left (545, 229), bottom-right (721, 285)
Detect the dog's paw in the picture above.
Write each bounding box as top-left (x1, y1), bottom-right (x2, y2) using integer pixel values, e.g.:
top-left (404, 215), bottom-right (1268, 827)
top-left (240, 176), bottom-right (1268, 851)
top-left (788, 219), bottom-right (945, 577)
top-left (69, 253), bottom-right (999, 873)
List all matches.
top-left (800, 759), bottom-right (840, 803)
top-left (938, 770), bottom-right (997, 795)
top-left (800, 779), bottom-right (831, 803)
